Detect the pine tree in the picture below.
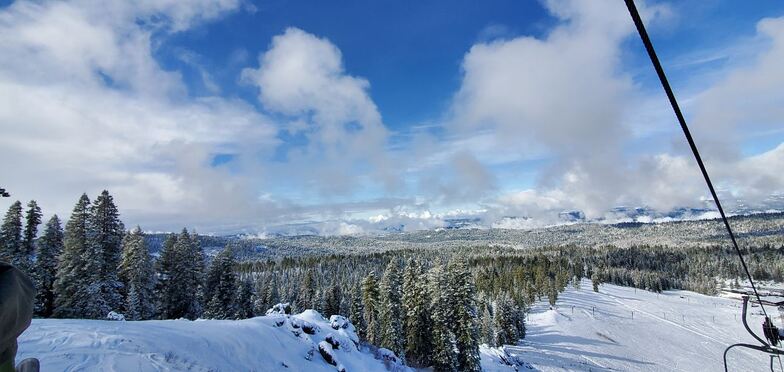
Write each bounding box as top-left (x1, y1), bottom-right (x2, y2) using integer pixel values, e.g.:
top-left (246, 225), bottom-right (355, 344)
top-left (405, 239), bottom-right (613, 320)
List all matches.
top-left (53, 194), bottom-right (92, 318)
top-left (493, 292), bottom-right (518, 346)
top-left (361, 273), bottom-right (381, 345)
top-left (88, 190), bottom-right (125, 314)
top-left (298, 269), bottom-right (316, 311)
top-left (118, 227), bottom-right (155, 320)
top-left (234, 279), bottom-right (255, 319)
top-left (379, 260), bottom-right (404, 356)
top-left (428, 264), bottom-right (458, 372)
top-left (0, 200), bottom-right (23, 265)
top-left (155, 234), bottom-right (178, 319)
top-left (349, 282), bottom-right (366, 339)
top-left (447, 259), bottom-right (480, 372)
top-left (34, 215), bottom-right (63, 317)
top-left (20, 200), bottom-right (42, 274)
top-left (204, 245), bottom-right (237, 319)
top-left (479, 299), bottom-right (494, 346)
top-left (179, 229), bottom-right (205, 319)
top-left (403, 259), bottom-right (431, 366)
top-left (324, 282), bottom-right (342, 317)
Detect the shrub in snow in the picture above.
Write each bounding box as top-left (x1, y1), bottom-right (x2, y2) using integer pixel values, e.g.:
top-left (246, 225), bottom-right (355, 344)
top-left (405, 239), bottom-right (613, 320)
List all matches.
top-left (302, 322), bottom-right (319, 335)
top-left (329, 315), bottom-right (352, 330)
top-left (325, 333), bottom-right (341, 349)
top-left (266, 303), bottom-right (292, 316)
top-left (318, 341), bottom-right (337, 366)
top-left (274, 318), bottom-right (286, 327)
top-left (106, 311), bottom-right (125, 321)
top-left (291, 317), bottom-right (319, 334)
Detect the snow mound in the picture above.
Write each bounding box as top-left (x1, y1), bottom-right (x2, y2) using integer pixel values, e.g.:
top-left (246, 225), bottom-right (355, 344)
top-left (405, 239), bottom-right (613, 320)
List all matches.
top-left (17, 309), bottom-right (408, 371)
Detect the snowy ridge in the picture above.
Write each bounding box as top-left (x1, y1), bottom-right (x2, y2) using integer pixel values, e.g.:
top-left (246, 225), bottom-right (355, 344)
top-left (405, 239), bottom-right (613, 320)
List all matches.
top-left (18, 309), bottom-right (407, 372)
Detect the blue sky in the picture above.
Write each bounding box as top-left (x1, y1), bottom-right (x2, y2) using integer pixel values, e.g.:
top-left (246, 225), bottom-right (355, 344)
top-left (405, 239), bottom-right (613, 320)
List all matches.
top-left (1, 0), bottom-right (783, 234)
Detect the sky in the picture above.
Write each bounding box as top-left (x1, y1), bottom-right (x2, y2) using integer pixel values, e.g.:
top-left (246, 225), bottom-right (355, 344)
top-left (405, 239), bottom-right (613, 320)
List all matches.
top-left (1, 0), bottom-right (783, 235)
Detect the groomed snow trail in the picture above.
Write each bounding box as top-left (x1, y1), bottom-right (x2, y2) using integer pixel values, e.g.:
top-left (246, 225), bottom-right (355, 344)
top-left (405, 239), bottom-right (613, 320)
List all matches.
top-left (508, 279), bottom-right (775, 371)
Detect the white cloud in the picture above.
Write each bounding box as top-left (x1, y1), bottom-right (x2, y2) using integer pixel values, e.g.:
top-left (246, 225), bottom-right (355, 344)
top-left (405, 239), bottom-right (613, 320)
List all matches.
top-left (0, 0), bottom-right (285, 232)
top-left (242, 28), bottom-right (399, 195)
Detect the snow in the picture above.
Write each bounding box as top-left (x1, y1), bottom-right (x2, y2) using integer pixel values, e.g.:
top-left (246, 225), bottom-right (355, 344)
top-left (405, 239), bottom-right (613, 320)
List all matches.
top-left (16, 281), bottom-right (781, 371)
top-left (508, 279), bottom-right (777, 371)
top-left (17, 310), bottom-right (406, 372)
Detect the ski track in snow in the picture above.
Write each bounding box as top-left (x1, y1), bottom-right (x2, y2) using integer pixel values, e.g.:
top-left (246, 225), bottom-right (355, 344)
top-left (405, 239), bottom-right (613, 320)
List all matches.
top-left (508, 279), bottom-right (775, 371)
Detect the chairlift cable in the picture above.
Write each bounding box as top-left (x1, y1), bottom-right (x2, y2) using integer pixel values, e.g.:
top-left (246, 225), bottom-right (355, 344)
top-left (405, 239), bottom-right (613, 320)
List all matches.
top-left (622, 0), bottom-right (769, 320)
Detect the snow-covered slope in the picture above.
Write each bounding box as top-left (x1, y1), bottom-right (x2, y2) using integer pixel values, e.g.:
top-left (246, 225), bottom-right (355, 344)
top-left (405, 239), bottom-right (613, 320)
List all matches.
top-left (17, 281), bottom-right (779, 371)
top-left (17, 309), bottom-right (407, 372)
top-left (510, 279), bottom-right (776, 371)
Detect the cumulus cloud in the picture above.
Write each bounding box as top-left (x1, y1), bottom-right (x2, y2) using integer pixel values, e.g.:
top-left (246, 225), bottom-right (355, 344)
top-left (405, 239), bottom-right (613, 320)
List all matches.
top-left (449, 0), bottom-right (671, 217)
top-left (0, 0), bottom-right (286, 232)
top-left (242, 28), bottom-right (399, 195)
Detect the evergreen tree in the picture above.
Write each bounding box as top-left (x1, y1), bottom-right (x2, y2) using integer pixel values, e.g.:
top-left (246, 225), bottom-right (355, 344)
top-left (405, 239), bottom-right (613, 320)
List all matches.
top-left (403, 259), bottom-right (431, 366)
top-left (361, 273), bottom-right (381, 345)
top-left (0, 200), bottom-right (23, 265)
top-left (479, 301), bottom-right (494, 346)
top-left (155, 234), bottom-right (178, 319)
top-left (234, 279), bottom-right (255, 319)
top-left (447, 260), bottom-right (480, 371)
top-left (53, 194), bottom-right (92, 318)
top-left (323, 282), bottom-right (342, 317)
top-left (493, 292), bottom-right (518, 346)
top-left (88, 190), bottom-right (125, 313)
top-left (179, 229), bottom-right (205, 319)
top-left (34, 215), bottom-right (63, 317)
top-left (349, 282), bottom-right (366, 339)
top-left (298, 269), bottom-right (316, 311)
top-left (118, 227), bottom-right (155, 320)
top-left (428, 264), bottom-right (458, 372)
top-left (379, 260), bottom-right (404, 357)
top-left (204, 245), bottom-right (237, 319)
top-left (20, 200), bottom-right (42, 274)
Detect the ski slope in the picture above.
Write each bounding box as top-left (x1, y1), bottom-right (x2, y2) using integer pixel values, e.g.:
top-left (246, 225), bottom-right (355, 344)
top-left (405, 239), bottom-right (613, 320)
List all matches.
top-left (510, 279), bottom-right (777, 371)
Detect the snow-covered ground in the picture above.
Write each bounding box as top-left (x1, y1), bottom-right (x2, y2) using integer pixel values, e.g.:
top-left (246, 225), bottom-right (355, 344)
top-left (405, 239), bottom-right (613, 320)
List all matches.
top-left (16, 280), bottom-right (780, 371)
top-left (17, 309), bottom-right (409, 372)
top-left (509, 279), bottom-right (777, 371)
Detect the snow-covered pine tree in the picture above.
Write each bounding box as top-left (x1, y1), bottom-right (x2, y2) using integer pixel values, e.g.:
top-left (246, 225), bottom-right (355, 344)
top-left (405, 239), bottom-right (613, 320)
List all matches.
top-left (34, 215), bottom-right (63, 317)
top-left (204, 245), bottom-right (237, 319)
top-left (0, 200), bottom-right (23, 265)
top-left (493, 292), bottom-right (518, 346)
top-left (349, 282), bottom-right (366, 339)
top-left (298, 269), bottom-right (316, 311)
top-left (180, 229), bottom-right (205, 319)
top-left (20, 200), bottom-right (42, 274)
top-left (155, 233), bottom-right (178, 319)
top-left (447, 259), bottom-right (480, 372)
top-left (428, 263), bottom-right (459, 372)
top-left (361, 273), bottom-right (381, 345)
top-left (263, 276), bottom-right (280, 311)
top-left (89, 190), bottom-right (125, 315)
top-left (379, 259), bottom-right (404, 357)
top-left (402, 259), bottom-right (431, 367)
top-left (53, 194), bottom-right (92, 318)
top-left (323, 281), bottom-right (342, 317)
top-left (234, 279), bottom-right (255, 319)
top-left (118, 227), bottom-right (155, 320)
top-left (479, 299), bottom-right (494, 346)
